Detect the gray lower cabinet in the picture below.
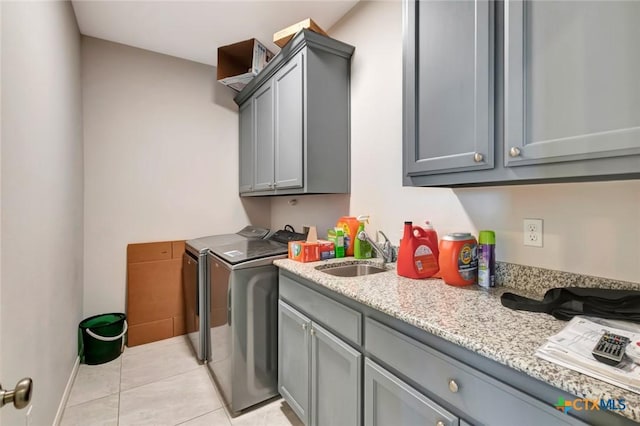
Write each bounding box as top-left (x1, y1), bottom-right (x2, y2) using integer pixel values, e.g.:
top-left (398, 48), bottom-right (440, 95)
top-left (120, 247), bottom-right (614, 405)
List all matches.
top-left (278, 299), bottom-right (361, 426)
top-left (311, 323), bottom-right (361, 426)
top-left (403, 0), bottom-right (640, 187)
top-left (364, 358), bottom-right (458, 426)
top-left (278, 300), bottom-right (310, 423)
top-left (236, 30), bottom-right (354, 196)
top-left (365, 317), bottom-right (586, 426)
top-left (277, 270), bottom-right (636, 425)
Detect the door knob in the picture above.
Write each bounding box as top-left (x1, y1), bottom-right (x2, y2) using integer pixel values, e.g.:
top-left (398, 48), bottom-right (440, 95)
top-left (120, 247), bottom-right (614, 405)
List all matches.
top-left (473, 152), bottom-right (484, 162)
top-left (0, 378), bottom-right (33, 409)
top-left (509, 147), bottom-right (522, 157)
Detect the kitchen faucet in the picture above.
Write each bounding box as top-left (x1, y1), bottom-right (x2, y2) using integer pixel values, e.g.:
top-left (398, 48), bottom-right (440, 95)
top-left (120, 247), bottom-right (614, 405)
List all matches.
top-left (357, 230), bottom-right (396, 264)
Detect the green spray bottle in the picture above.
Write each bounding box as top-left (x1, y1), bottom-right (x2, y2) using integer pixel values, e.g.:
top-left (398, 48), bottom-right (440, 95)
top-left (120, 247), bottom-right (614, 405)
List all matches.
top-left (353, 215), bottom-right (373, 259)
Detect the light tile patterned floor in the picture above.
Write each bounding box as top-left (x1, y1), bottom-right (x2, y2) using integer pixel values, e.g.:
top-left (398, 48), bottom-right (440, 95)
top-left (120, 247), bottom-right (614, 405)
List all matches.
top-left (60, 336), bottom-right (303, 426)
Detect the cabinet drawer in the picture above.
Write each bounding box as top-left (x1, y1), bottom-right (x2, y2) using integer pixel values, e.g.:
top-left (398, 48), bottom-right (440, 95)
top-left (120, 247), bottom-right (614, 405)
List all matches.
top-left (365, 358), bottom-right (458, 426)
top-left (365, 318), bottom-right (585, 426)
top-left (280, 273), bottom-right (362, 345)
top-left (127, 242), bottom-right (172, 263)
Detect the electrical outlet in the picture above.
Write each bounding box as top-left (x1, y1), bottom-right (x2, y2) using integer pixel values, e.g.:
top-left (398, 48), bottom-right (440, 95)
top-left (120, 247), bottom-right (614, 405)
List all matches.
top-left (523, 218), bottom-right (543, 247)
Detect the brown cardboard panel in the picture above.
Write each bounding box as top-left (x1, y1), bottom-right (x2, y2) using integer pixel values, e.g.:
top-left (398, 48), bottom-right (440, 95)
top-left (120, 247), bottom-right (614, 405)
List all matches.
top-left (173, 315), bottom-right (186, 336)
top-left (211, 308), bottom-right (227, 328)
top-left (172, 241), bottom-right (185, 259)
top-left (217, 39), bottom-right (256, 80)
top-left (127, 318), bottom-right (173, 347)
top-left (273, 18), bottom-right (328, 48)
top-left (127, 258), bottom-right (183, 325)
top-left (128, 242), bottom-right (172, 263)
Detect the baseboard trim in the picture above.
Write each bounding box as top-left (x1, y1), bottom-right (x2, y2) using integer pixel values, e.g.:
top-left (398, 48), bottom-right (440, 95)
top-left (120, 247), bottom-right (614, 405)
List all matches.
top-left (52, 356), bottom-right (80, 426)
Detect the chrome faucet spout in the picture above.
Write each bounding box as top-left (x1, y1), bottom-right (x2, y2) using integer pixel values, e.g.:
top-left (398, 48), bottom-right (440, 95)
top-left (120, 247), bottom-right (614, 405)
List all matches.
top-left (357, 230), bottom-right (396, 264)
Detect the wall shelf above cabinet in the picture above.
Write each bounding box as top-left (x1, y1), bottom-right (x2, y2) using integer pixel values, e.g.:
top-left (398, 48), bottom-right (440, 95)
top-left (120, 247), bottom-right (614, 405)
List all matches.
top-left (236, 30), bottom-right (355, 196)
top-left (403, 0), bottom-right (640, 188)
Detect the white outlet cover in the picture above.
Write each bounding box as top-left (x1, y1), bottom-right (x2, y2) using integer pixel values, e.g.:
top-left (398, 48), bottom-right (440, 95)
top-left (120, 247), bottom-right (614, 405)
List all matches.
top-left (524, 218), bottom-right (543, 247)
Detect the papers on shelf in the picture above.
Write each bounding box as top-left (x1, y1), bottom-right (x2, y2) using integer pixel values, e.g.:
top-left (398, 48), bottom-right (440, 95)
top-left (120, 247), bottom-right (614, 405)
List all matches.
top-left (536, 316), bottom-right (640, 394)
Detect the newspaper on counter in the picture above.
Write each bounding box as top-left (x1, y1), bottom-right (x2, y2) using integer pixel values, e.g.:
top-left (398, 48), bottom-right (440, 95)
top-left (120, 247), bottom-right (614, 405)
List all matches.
top-left (536, 316), bottom-right (640, 394)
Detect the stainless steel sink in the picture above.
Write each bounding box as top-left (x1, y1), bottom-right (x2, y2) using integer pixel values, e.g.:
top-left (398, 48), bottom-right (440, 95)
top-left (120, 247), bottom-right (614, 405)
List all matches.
top-left (317, 263), bottom-right (388, 277)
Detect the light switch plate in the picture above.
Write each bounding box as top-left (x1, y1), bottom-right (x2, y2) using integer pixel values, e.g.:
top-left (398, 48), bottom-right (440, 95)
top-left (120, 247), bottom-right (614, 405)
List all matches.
top-left (523, 218), bottom-right (543, 247)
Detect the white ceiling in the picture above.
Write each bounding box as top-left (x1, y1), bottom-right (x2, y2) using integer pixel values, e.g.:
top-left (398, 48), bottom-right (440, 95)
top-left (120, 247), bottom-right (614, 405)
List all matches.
top-left (71, 0), bottom-right (360, 67)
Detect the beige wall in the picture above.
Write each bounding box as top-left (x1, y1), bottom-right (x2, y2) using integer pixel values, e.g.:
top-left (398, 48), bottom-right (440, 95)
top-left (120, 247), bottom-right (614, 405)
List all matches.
top-left (1, 2), bottom-right (84, 425)
top-left (82, 38), bottom-right (270, 316)
top-left (272, 0), bottom-right (640, 284)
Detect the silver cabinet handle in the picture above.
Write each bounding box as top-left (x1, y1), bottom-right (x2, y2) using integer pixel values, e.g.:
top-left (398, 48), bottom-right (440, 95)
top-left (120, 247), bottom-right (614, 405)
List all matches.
top-left (448, 379), bottom-right (459, 393)
top-left (0, 378), bottom-right (32, 409)
top-left (302, 323), bottom-right (307, 331)
top-left (509, 147), bottom-right (522, 157)
top-left (473, 152), bottom-right (484, 162)
top-left (436, 422), bottom-right (446, 426)
top-left (310, 328), bottom-right (316, 336)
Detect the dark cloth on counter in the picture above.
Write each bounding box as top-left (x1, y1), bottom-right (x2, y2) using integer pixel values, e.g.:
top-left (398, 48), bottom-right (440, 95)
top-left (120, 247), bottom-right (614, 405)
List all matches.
top-left (501, 287), bottom-right (640, 322)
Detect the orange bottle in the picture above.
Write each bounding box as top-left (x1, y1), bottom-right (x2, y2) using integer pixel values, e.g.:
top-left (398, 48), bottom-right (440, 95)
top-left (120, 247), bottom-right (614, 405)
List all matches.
top-left (336, 216), bottom-right (360, 256)
top-left (397, 221), bottom-right (439, 279)
top-left (438, 233), bottom-right (478, 286)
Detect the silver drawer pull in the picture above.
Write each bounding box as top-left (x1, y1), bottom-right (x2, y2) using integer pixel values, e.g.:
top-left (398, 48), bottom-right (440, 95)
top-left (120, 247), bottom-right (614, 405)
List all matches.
top-left (509, 147), bottom-right (522, 157)
top-left (448, 379), bottom-right (459, 393)
top-left (473, 152), bottom-right (484, 162)
top-left (436, 422), bottom-right (446, 426)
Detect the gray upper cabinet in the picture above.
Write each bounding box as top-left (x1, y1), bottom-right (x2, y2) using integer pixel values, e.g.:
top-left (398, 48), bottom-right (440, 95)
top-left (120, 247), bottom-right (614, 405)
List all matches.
top-left (274, 53), bottom-right (304, 190)
top-left (253, 83), bottom-right (275, 191)
top-left (238, 100), bottom-right (253, 193)
top-left (404, 0), bottom-right (494, 177)
top-left (404, 0), bottom-right (640, 187)
top-left (505, 0), bottom-right (640, 167)
top-left (236, 30), bottom-right (354, 196)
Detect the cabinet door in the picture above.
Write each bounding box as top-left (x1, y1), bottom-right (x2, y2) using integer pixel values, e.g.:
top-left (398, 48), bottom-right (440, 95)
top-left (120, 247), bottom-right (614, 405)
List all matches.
top-left (364, 359), bottom-right (458, 426)
top-left (504, 1), bottom-right (640, 166)
top-left (238, 100), bottom-right (254, 193)
top-left (278, 301), bottom-right (311, 425)
top-left (253, 83), bottom-right (275, 191)
top-left (404, 0), bottom-right (494, 176)
top-left (274, 52), bottom-right (304, 190)
top-left (310, 323), bottom-right (361, 426)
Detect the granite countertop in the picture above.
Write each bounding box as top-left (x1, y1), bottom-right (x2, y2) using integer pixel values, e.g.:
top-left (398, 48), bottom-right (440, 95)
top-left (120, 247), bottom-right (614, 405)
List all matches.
top-left (274, 257), bottom-right (640, 423)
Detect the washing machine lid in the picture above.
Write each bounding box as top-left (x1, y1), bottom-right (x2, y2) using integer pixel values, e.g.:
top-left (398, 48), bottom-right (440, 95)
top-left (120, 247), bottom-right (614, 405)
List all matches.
top-left (210, 239), bottom-right (288, 265)
top-left (186, 226), bottom-right (270, 255)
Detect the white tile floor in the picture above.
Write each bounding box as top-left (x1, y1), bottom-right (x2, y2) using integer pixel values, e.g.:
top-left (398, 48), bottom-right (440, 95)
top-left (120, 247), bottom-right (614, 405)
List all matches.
top-left (60, 335), bottom-right (303, 426)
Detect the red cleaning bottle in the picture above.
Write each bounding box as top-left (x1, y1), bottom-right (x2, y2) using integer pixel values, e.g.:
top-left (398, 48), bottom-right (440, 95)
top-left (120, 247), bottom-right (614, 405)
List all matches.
top-left (413, 221), bottom-right (439, 262)
top-left (398, 221), bottom-right (439, 279)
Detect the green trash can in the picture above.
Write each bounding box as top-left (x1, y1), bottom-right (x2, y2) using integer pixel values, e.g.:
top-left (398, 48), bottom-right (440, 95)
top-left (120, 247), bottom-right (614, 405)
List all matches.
top-left (78, 313), bottom-right (127, 365)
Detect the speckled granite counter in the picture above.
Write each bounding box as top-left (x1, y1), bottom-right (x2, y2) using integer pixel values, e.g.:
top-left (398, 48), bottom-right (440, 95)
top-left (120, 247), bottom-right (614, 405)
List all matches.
top-left (274, 257), bottom-right (640, 422)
